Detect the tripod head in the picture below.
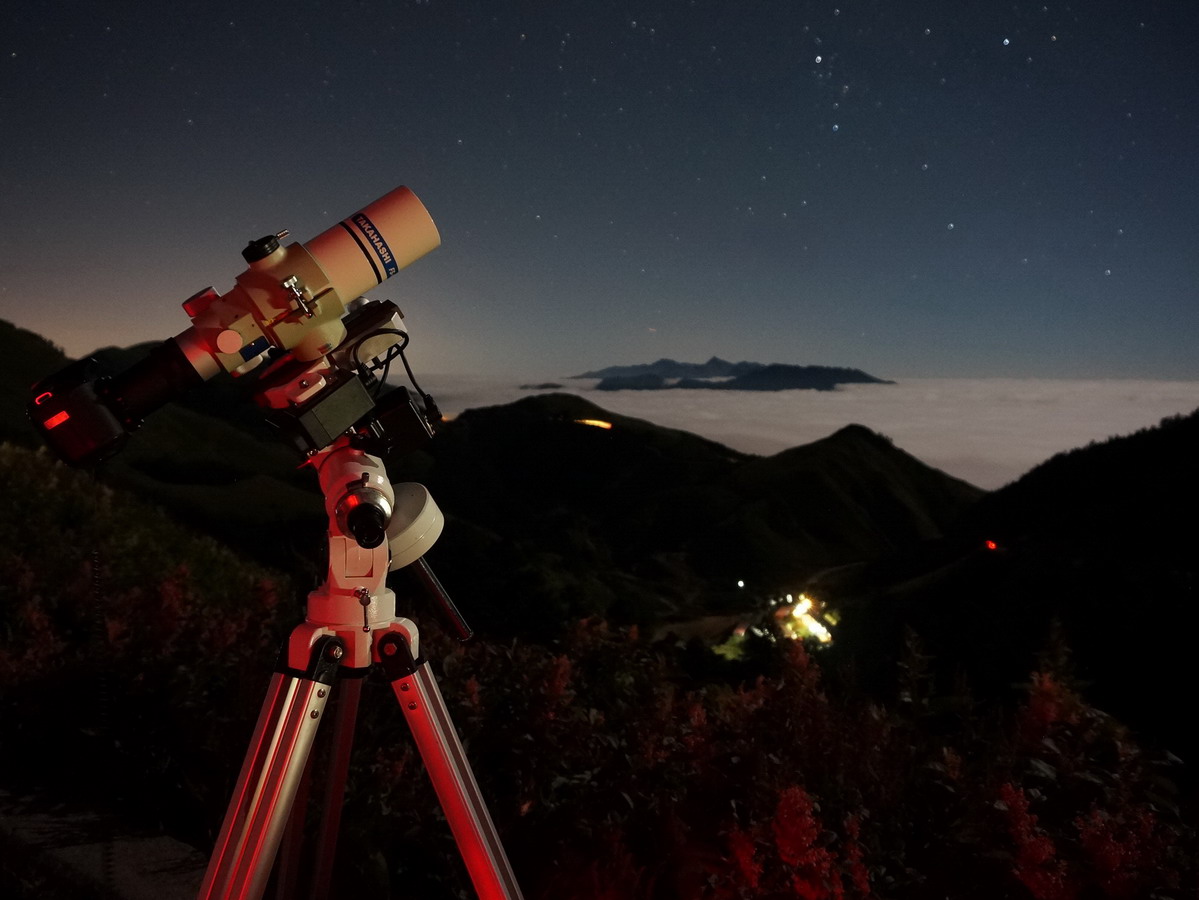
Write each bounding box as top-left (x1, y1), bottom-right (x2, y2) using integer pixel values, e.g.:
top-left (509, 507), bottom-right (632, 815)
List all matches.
top-left (28, 186), bottom-right (440, 467)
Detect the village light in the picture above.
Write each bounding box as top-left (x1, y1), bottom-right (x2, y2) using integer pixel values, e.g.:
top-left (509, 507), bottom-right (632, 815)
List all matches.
top-left (781, 592), bottom-right (835, 645)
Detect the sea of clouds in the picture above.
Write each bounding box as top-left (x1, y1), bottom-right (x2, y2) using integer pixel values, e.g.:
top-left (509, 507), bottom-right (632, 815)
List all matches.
top-left (419, 375), bottom-right (1199, 491)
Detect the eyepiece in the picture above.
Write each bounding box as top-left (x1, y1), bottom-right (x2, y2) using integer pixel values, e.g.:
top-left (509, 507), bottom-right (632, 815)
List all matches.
top-left (335, 483), bottom-right (394, 549)
top-left (346, 504), bottom-right (389, 549)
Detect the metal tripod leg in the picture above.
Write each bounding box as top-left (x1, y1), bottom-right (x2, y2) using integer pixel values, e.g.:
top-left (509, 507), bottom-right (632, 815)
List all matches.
top-left (275, 671), bottom-right (365, 900)
top-left (199, 636), bottom-right (344, 900)
top-left (308, 673), bottom-right (364, 900)
top-left (379, 632), bottom-right (525, 900)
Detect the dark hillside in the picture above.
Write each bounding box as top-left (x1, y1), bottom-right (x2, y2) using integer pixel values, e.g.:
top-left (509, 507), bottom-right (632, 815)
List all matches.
top-left (4, 437), bottom-right (1193, 900)
top-left (1, 322), bottom-right (323, 569)
top-left (0, 440), bottom-right (292, 848)
top-left (3, 324), bottom-right (983, 638)
top-left (389, 393), bottom-right (754, 629)
top-left (827, 408), bottom-right (1199, 760)
top-left (0, 320), bottom-right (69, 447)
top-left (391, 394), bottom-right (983, 633)
top-left (4, 326), bottom-right (1197, 897)
top-left (958, 409), bottom-right (1199, 755)
top-left (725, 425), bottom-right (982, 574)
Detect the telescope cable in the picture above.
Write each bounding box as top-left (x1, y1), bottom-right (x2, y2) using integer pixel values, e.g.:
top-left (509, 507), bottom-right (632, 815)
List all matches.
top-left (350, 328), bottom-right (443, 425)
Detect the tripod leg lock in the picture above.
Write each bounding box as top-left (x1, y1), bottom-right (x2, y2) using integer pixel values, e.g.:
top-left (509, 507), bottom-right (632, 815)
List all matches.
top-left (377, 631), bottom-right (421, 680)
top-left (278, 634), bottom-right (346, 684)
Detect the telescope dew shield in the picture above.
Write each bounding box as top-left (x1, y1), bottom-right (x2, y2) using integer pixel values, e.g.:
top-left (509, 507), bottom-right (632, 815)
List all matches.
top-left (304, 186), bottom-right (441, 302)
top-left (180, 186), bottom-right (440, 374)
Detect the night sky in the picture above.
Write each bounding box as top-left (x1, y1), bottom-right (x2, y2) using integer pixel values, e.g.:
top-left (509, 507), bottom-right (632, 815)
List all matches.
top-left (2, 1), bottom-right (1196, 380)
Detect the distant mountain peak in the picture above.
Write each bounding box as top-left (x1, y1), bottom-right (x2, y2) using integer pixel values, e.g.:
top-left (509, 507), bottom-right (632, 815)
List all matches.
top-left (829, 423), bottom-right (889, 443)
top-left (572, 358), bottom-right (893, 392)
top-left (572, 358), bottom-right (761, 380)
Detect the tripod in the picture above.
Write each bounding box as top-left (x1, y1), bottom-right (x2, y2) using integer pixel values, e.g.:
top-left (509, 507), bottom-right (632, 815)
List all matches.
top-left (197, 435), bottom-right (524, 900)
top-left (22, 184), bottom-right (516, 898)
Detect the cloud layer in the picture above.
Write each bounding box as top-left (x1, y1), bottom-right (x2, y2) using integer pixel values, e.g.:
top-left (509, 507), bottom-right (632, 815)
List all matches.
top-left (424, 376), bottom-right (1199, 490)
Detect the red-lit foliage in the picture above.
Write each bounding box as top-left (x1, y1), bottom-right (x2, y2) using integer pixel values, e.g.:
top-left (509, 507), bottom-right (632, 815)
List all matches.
top-left (999, 781), bottom-right (1073, 900)
top-left (1, 446), bottom-right (1195, 899)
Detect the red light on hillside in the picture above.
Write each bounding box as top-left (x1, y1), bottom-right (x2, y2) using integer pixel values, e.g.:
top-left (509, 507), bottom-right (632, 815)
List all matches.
top-left (44, 410), bottom-right (70, 430)
top-left (984, 540), bottom-right (998, 551)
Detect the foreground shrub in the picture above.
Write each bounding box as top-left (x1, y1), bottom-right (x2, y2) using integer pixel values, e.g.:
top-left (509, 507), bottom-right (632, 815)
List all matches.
top-left (1, 443), bottom-right (1193, 898)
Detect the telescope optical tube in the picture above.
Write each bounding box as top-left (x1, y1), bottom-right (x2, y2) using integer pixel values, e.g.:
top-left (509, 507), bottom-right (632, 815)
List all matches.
top-left (29, 185), bottom-right (440, 468)
top-left (175, 186), bottom-right (441, 378)
top-left (304, 186), bottom-right (442, 300)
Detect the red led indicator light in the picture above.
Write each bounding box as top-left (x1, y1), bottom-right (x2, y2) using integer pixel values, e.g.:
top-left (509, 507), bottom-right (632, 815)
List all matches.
top-left (985, 540), bottom-right (998, 551)
top-left (34, 391), bottom-right (53, 406)
top-left (44, 411), bottom-right (70, 430)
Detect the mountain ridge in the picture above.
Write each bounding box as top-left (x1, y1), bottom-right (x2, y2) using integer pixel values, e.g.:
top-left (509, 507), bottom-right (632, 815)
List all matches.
top-left (8, 318), bottom-right (1199, 761)
top-left (571, 356), bottom-right (763, 380)
top-left (821, 404), bottom-right (1199, 758)
top-left (572, 357), bottom-right (893, 391)
top-left (0, 319), bottom-right (978, 637)
top-left (395, 391), bottom-right (983, 632)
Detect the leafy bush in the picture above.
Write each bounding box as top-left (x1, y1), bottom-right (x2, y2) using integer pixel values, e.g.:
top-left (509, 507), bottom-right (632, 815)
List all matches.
top-left (1, 442), bottom-right (1193, 898)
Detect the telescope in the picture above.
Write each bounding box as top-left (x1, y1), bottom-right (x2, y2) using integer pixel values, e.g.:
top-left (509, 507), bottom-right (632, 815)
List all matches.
top-left (29, 185), bottom-right (440, 467)
top-left (27, 187), bottom-right (525, 900)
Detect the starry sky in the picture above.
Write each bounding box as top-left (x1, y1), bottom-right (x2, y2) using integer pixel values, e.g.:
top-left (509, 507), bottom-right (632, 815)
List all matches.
top-left (2, 1), bottom-right (1196, 380)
